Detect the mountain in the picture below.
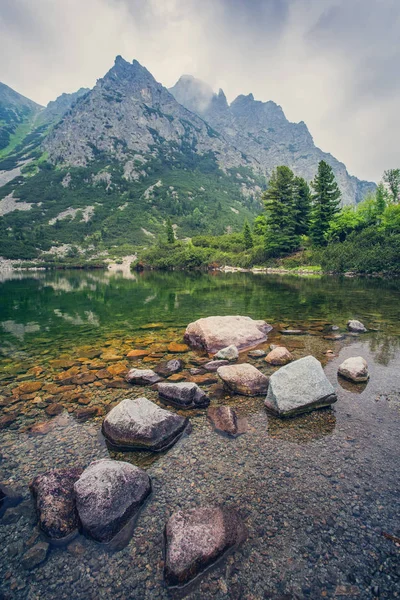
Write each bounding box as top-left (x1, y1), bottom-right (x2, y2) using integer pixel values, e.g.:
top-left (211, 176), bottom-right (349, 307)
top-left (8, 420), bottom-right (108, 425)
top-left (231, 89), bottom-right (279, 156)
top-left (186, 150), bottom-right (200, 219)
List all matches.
top-left (169, 75), bottom-right (375, 205)
top-left (0, 57), bottom-right (376, 260)
top-left (0, 82), bottom-right (42, 154)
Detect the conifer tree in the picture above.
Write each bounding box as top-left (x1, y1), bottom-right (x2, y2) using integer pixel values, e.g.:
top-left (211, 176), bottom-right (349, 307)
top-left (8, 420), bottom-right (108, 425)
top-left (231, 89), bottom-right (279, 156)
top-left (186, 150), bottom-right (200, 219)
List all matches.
top-left (263, 166), bottom-right (298, 256)
top-left (166, 217), bottom-right (175, 244)
top-left (375, 182), bottom-right (387, 215)
top-left (243, 220), bottom-right (253, 249)
top-left (310, 160), bottom-right (341, 246)
top-left (293, 176), bottom-right (311, 236)
top-left (383, 168), bottom-right (400, 203)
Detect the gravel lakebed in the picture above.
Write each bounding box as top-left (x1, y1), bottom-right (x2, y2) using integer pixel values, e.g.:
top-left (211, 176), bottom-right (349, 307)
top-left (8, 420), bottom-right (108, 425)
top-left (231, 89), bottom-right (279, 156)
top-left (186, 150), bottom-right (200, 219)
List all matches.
top-left (0, 326), bottom-right (399, 600)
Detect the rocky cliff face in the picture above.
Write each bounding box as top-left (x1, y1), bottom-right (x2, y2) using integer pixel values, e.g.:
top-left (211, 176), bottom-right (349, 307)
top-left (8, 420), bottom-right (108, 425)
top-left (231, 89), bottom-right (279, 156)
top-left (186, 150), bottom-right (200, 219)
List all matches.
top-left (37, 88), bottom-right (90, 127)
top-left (170, 75), bottom-right (375, 204)
top-left (43, 57), bottom-right (252, 177)
top-left (0, 82), bottom-right (42, 152)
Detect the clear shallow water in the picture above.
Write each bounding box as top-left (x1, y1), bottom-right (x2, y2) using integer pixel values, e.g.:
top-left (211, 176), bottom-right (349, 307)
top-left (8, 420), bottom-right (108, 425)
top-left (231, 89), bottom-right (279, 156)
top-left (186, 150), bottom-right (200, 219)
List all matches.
top-left (0, 270), bottom-right (399, 599)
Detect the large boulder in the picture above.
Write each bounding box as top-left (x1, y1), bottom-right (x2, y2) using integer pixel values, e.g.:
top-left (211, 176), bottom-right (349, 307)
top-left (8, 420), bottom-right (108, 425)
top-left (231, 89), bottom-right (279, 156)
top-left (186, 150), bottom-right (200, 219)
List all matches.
top-left (29, 467), bottom-right (83, 544)
top-left (347, 319), bottom-right (367, 333)
top-left (157, 382), bottom-right (210, 409)
top-left (264, 355), bottom-right (337, 417)
top-left (265, 347), bottom-right (293, 366)
top-left (338, 356), bottom-right (369, 382)
top-left (164, 505), bottom-right (247, 587)
top-left (207, 406), bottom-right (247, 437)
top-left (102, 397), bottom-right (190, 451)
top-left (74, 459), bottom-right (151, 543)
top-left (184, 316), bottom-right (272, 354)
top-left (217, 363), bottom-right (269, 396)
top-left (125, 368), bottom-right (162, 385)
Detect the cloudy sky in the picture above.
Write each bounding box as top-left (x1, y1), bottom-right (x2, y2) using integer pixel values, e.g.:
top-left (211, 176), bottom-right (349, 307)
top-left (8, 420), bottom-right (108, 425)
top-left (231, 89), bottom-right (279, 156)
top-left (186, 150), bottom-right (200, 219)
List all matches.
top-left (1, 0), bottom-right (399, 182)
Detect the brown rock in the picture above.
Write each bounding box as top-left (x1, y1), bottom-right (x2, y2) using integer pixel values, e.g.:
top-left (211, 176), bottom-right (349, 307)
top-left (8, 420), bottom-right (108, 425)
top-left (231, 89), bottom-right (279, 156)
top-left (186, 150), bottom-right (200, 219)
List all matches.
top-left (168, 342), bottom-right (189, 353)
top-left (71, 373), bottom-right (96, 385)
top-left (189, 373), bottom-right (219, 385)
top-left (104, 378), bottom-right (130, 389)
top-left (74, 406), bottom-right (103, 421)
top-left (29, 422), bottom-right (53, 436)
top-left (217, 363), bottom-right (269, 396)
top-left (265, 347), bottom-right (293, 366)
top-left (207, 406), bottom-right (247, 437)
top-left (107, 363), bottom-right (128, 377)
top-left (16, 381), bottom-right (43, 394)
top-left (168, 373), bottom-right (186, 382)
top-left (126, 349), bottom-right (150, 359)
top-left (49, 359), bottom-right (76, 369)
top-left (0, 414), bottom-right (17, 430)
top-left (96, 368), bottom-right (111, 379)
top-left (45, 403), bottom-right (64, 417)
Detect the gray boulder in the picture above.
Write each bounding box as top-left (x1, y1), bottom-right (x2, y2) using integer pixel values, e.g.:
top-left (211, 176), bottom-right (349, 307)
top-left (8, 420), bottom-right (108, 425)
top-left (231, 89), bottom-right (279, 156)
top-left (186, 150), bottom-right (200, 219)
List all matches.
top-left (347, 319), bottom-right (367, 333)
top-left (217, 363), bottom-right (269, 396)
top-left (29, 467), bottom-right (83, 543)
top-left (102, 397), bottom-right (190, 451)
top-left (74, 459), bottom-right (151, 543)
top-left (184, 316), bottom-right (272, 354)
top-left (338, 356), bottom-right (369, 382)
top-left (125, 368), bottom-right (162, 385)
top-left (264, 355), bottom-right (337, 417)
top-left (215, 345), bottom-right (239, 361)
top-left (164, 505), bottom-right (247, 587)
top-left (157, 382), bottom-right (209, 409)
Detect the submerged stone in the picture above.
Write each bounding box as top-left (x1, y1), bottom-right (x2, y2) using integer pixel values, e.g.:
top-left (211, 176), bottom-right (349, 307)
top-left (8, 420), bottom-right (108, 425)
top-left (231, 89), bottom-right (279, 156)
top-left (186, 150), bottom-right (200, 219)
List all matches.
top-left (184, 316), bottom-right (272, 354)
top-left (264, 355), bottom-right (337, 417)
top-left (347, 319), bottom-right (367, 333)
top-left (102, 397), bottom-right (190, 451)
top-left (21, 542), bottom-right (49, 570)
top-left (217, 363), bottom-right (269, 396)
top-left (158, 382), bottom-right (210, 409)
top-left (207, 406), bottom-right (247, 436)
top-left (74, 459), bottom-right (151, 544)
top-left (338, 356), bottom-right (369, 382)
top-left (164, 505), bottom-right (247, 587)
top-left (29, 467), bottom-right (83, 543)
top-left (154, 359), bottom-right (185, 377)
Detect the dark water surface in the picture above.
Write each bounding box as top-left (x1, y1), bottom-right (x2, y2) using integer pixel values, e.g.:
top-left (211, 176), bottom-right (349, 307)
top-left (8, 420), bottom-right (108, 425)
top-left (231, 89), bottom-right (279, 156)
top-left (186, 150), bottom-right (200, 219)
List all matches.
top-left (0, 270), bottom-right (399, 599)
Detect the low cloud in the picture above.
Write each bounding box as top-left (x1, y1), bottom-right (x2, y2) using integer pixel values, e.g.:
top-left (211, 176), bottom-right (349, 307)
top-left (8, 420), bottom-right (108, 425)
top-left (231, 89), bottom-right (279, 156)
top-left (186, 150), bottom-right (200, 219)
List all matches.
top-left (1, 0), bottom-right (399, 182)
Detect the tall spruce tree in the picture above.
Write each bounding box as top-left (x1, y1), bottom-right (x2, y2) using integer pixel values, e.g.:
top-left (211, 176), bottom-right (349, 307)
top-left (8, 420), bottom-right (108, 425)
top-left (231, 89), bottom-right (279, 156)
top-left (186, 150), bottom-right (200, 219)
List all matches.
top-left (293, 176), bottom-right (311, 236)
top-left (310, 160), bottom-right (341, 246)
top-left (243, 220), bottom-right (253, 249)
top-left (375, 182), bottom-right (387, 215)
top-left (263, 166), bottom-right (298, 256)
top-left (166, 217), bottom-right (175, 244)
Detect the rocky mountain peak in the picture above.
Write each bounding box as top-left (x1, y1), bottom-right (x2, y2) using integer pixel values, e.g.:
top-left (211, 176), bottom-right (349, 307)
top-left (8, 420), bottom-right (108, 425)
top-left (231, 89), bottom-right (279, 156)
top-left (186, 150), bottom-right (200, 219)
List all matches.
top-left (169, 75), bottom-right (214, 115)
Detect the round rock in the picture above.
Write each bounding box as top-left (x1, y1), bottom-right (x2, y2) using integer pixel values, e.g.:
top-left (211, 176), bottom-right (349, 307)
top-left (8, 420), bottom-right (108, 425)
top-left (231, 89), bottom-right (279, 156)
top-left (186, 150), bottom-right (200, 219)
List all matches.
top-left (338, 356), bottom-right (369, 382)
top-left (74, 459), bottom-right (151, 543)
top-left (217, 363), bottom-right (269, 396)
top-left (265, 346), bottom-right (293, 366)
top-left (347, 319), bottom-right (367, 333)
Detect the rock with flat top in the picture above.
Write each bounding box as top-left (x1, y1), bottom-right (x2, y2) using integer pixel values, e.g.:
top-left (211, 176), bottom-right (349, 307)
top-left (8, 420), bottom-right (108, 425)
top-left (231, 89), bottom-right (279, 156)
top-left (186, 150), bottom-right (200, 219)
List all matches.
top-left (125, 368), bottom-right (162, 385)
top-left (204, 360), bottom-right (229, 371)
top-left (347, 319), bottom-right (367, 333)
top-left (265, 347), bottom-right (293, 366)
top-left (154, 359), bottom-right (184, 377)
top-left (74, 459), bottom-right (151, 543)
top-left (338, 356), bottom-right (369, 382)
top-left (102, 397), bottom-right (190, 451)
top-left (217, 363), bottom-right (269, 396)
top-left (29, 467), bottom-right (83, 543)
top-left (184, 316), bottom-right (272, 354)
top-left (264, 355), bottom-right (337, 417)
top-left (157, 382), bottom-right (209, 409)
top-left (164, 505), bottom-right (247, 587)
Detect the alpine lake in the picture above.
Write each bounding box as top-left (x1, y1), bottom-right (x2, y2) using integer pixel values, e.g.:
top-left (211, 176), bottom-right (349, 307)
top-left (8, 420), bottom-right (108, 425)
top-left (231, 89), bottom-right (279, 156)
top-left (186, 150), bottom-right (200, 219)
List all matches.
top-left (0, 269), bottom-right (399, 600)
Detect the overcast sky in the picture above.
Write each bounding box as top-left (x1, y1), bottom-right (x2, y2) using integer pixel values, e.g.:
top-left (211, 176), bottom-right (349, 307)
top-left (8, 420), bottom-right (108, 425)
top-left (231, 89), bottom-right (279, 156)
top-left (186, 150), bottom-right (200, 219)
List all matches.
top-left (1, 0), bottom-right (399, 182)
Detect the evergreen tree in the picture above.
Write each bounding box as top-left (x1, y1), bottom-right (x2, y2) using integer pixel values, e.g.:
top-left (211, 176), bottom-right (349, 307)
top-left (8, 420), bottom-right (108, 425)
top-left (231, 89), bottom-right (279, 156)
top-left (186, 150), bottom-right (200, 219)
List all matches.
top-left (293, 176), bottom-right (311, 236)
top-left (166, 217), bottom-right (175, 244)
top-left (243, 220), bottom-right (253, 249)
top-left (310, 160), bottom-right (341, 246)
top-left (375, 182), bottom-right (387, 215)
top-left (263, 166), bottom-right (298, 256)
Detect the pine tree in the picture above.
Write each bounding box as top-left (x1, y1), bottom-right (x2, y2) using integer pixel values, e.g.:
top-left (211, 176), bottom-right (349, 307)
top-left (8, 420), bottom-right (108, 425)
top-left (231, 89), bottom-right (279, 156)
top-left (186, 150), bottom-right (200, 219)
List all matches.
top-left (293, 176), bottom-right (311, 236)
top-left (263, 166), bottom-right (298, 256)
top-left (375, 182), bottom-right (387, 215)
top-left (383, 169), bottom-right (400, 203)
top-left (310, 160), bottom-right (341, 246)
top-left (166, 217), bottom-right (175, 244)
top-left (243, 220), bottom-right (253, 249)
